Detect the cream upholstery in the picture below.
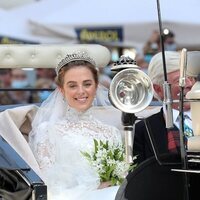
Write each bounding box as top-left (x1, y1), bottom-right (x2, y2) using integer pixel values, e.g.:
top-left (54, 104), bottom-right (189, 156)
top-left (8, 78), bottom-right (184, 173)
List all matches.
top-left (0, 44), bottom-right (110, 69)
top-left (0, 105), bottom-right (42, 177)
top-left (187, 137), bottom-right (200, 152)
top-left (0, 44), bottom-right (65, 68)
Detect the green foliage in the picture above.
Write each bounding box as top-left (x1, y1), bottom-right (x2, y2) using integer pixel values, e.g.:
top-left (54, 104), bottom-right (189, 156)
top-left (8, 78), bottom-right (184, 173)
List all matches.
top-left (81, 139), bottom-right (137, 186)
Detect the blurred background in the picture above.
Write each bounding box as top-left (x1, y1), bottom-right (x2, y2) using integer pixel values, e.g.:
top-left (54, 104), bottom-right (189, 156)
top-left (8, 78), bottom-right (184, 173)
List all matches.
top-left (0, 0), bottom-right (200, 104)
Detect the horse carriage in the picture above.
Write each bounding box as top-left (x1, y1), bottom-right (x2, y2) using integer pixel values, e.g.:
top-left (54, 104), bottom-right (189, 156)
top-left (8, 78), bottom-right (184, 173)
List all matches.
top-left (0, 44), bottom-right (200, 200)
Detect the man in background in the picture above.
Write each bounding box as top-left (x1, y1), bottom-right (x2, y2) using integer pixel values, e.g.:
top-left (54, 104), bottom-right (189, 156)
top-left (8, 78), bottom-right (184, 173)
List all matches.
top-left (0, 69), bottom-right (11, 88)
top-left (133, 51), bottom-right (195, 163)
top-left (163, 30), bottom-right (177, 51)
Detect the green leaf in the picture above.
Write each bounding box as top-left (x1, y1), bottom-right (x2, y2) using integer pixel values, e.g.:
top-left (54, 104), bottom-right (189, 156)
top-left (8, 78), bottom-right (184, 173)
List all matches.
top-left (80, 151), bottom-right (91, 160)
top-left (100, 173), bottom-right (110, 181)
top-left (94, 139), bottom-right (98, 154)
top-left (100, 140), bottom-right (104, 146)
top-left (105, 168), bottom-right (112, 179)
top-left (108, 150), bottom-right (114, 159)
top-left (105, 140), bottom-right (109, 150)
top-left (111, 178), bottom-right (117, 186)
top-left (128, 163), bottom-right (137, 172)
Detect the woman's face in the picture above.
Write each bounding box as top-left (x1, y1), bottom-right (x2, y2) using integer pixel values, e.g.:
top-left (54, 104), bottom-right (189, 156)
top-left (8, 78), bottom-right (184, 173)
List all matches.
top-left (60, 66), bottom-right (97, 112)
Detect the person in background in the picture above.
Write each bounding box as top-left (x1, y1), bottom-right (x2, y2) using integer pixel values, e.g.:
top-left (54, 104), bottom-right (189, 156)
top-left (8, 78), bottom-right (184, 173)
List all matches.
top-left (0, 69), bottom-right (13, 105)
top-left (9, 68), bottom-right (32, 104)
top-left (34, 78), bottom-right (55, 102)
top-left (0, 69), bottom-right (11, 88)
top-left (134, 53), bottom-right (149, 74)
top-left (98, 67), bottom-right (112, 89)
top-left (10, 68), bottom-right (29, 89)
top-left (143, 30), bottom-right (161, 63)
top-left (36, 68), bottom-right (56, 81)
top-left (133, 51), bottom-right (195, 164)
top-left (163, 30), bottom-right (177, 51)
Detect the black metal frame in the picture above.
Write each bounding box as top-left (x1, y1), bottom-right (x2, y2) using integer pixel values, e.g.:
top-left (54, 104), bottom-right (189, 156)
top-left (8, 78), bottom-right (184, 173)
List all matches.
top-left (0, 135), bottom-right (47, 200)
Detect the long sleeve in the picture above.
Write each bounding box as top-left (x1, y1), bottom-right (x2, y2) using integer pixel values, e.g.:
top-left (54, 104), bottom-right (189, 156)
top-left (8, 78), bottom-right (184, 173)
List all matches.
top-left (29, 122), bottom-right (56, 172)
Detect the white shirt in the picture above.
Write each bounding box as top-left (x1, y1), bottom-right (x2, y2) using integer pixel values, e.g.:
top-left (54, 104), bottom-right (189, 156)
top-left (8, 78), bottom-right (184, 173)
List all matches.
top-left (173, 109), bottom-right (192, 130)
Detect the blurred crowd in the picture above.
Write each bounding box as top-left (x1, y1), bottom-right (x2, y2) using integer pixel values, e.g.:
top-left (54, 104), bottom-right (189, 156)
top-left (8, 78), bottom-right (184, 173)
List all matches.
top-left (135, 29), bottom-right (177, 71)
top-left (0, 68), bottom-right (56, 105)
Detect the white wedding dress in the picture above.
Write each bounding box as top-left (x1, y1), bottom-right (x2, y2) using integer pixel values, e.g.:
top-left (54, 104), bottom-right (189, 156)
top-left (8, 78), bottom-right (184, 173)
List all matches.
top-left (29, 106), bottom-right (122, 200)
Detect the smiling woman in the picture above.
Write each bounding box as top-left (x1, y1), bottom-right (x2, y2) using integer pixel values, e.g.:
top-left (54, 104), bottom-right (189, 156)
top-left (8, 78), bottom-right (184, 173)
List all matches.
top-left (56, 61), bottom-right (98, 112)
top-left (0, 44), bottom-right (126, 200)
top-left (28, 44), bottom-right (125, 200)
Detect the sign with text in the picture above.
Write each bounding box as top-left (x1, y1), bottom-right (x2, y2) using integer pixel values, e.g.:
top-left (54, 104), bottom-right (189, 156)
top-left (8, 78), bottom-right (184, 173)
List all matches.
top-left (0, 36), bottom-right (38, 44)
top-left (75, 27), bottom-right (123, 43)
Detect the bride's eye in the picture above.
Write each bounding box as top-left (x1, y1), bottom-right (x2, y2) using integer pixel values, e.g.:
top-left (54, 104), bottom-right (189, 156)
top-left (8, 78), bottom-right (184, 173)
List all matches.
top-left (68, 84), bottom-right (77, 89)
top-left (83, 81), bottom-right (93, 88)
top-left (84, 83), bottom-right (92, 87)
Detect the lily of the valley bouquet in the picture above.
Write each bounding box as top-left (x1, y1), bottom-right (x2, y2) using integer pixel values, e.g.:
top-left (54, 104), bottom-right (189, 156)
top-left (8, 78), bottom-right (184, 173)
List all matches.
top-left (81, 139), bottom-right (136, 186)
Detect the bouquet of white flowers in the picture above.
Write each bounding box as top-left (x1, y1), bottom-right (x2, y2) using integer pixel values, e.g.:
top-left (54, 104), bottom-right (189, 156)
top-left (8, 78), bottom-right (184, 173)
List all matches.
top-left (81, 139), bottom-right (136, 186)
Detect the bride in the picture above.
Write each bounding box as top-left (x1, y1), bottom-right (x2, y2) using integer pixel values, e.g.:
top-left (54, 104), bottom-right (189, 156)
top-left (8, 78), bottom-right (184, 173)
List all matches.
top-left (28, 45), bottom-right (123, 200)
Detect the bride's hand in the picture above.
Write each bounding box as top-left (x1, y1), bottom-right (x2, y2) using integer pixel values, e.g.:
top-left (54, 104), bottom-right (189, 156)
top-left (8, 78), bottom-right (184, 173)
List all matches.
top-left (98, 181), bottom-right (112, 189)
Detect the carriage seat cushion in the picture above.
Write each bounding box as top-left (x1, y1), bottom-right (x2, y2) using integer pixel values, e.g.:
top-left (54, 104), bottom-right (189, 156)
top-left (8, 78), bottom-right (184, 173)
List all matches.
top-left (0, 105), bottom-right (41, 177)
top-left (187, 136), bottom-right (200, 152)
top-left (0, 105), bottom-right (38, 139)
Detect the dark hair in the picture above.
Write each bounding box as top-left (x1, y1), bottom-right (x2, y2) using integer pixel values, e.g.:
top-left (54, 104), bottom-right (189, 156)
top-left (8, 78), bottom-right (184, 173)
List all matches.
top-left (163, 30), bottom-right (175, 41)
top-left (55, 60), bottom-right (98, 87)
top-left (0, 69), bottom-right (11, 75)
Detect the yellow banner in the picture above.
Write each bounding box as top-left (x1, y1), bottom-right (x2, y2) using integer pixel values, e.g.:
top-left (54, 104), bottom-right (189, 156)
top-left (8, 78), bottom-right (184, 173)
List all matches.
top-left (76, 27), bottom-right (123, 43)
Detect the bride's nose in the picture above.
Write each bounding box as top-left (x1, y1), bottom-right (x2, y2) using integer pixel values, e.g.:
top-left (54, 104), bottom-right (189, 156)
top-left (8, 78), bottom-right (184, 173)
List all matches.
top-left (77, 85), bottom-right (85, 94)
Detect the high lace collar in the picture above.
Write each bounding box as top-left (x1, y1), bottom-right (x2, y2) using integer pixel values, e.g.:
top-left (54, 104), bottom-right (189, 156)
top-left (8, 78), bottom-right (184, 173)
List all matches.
top-left (65, 106), bottom-right (94, 122)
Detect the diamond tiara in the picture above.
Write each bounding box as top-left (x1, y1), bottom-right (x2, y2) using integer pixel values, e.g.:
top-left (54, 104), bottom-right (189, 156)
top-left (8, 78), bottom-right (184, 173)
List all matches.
top-left (56, 51), bottom-right (96, 74)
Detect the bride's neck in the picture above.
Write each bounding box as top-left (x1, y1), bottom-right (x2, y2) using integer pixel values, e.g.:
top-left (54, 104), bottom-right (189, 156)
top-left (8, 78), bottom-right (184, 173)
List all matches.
top-left (65, 106), bottom-right (93, 121)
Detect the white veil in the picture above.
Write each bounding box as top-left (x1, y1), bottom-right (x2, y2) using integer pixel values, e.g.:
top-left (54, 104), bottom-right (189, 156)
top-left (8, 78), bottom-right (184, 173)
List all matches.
top-left (30, 84), bottom-right (112, 137)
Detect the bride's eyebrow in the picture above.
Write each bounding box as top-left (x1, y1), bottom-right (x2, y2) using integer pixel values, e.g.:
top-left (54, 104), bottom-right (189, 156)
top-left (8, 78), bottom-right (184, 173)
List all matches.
top-left (66, 80), bottom-right (93, 85)
top-left (83, 80), bottom-right (93, 83)
top-left (66, 81), bottom-right (76, 85)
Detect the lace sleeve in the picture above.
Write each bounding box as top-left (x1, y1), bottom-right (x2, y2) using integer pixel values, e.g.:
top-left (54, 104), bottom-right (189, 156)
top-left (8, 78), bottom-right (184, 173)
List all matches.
top-left (29, 122), bottom-right (55, 171)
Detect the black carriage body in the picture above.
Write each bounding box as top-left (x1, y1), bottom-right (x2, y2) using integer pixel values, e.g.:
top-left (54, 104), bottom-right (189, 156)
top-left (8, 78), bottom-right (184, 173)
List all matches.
top-left (0, 135), bottom-right (47, 200)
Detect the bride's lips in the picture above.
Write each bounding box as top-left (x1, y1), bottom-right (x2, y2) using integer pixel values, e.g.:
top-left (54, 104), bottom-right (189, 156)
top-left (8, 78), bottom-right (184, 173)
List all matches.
top-left (75, 97), bottom-right (88, 103)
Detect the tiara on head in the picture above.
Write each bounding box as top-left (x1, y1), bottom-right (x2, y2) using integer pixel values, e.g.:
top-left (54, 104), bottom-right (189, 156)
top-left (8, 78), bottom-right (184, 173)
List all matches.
top-left (56, 51), bottom-right (96, 74)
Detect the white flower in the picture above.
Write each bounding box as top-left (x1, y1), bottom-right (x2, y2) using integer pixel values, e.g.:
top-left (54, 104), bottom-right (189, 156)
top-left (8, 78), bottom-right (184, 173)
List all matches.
top-left (81, 139), bottom-right (137, 186)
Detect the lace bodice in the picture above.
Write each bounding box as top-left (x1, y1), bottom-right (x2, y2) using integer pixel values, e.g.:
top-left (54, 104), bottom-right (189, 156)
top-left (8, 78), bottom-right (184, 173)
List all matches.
top-left (29, 106), bottom-right (122, 197)
top-left (57, 107), bottom-right (121, 148)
